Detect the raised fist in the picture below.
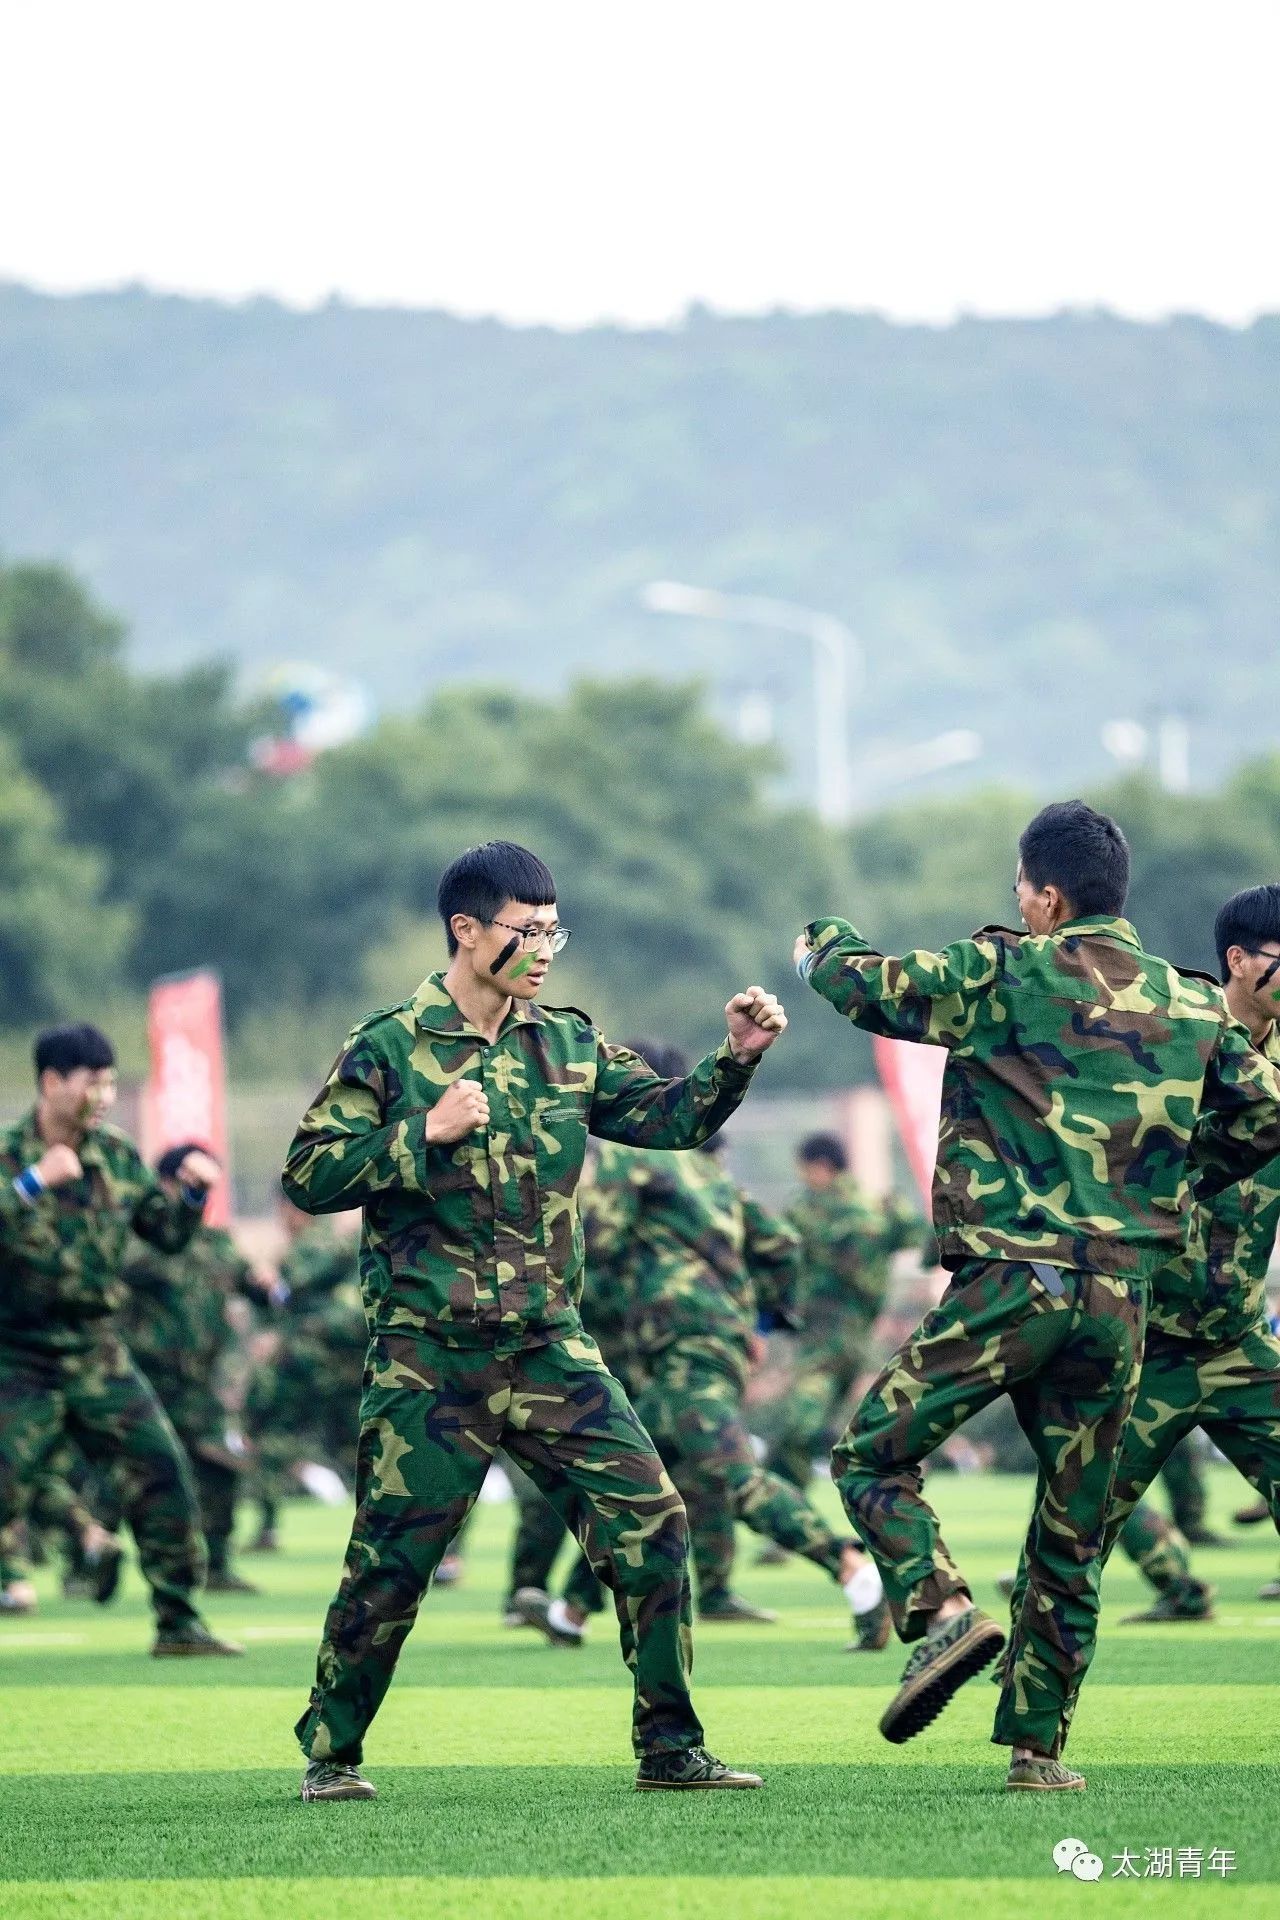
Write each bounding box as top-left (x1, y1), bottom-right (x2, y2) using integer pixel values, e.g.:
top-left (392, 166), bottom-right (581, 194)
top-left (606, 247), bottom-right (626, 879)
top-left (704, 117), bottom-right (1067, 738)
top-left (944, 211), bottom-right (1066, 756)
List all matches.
top-left (425, 1079), bottom-right (491, 1144)
top-left (725, 986), bottom-right (787, 1062)
top-left (34, 1144), bottom-right (83, 1188)
top-left (177, 1149), bottom-right (221, 1192)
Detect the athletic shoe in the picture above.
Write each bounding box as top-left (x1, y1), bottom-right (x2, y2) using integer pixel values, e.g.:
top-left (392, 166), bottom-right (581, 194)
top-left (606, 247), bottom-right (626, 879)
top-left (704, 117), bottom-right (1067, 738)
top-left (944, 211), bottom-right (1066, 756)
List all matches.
top-left (86, 1536), bottom-right (125, 1605)
top-left (433, 1554), bottom-right (464, 1587)
top-left (1233, 1498), bottom-right (1269, 1526)
top-left (1181, 1525), bottom-right (1230, 1548)
top-left (245, 1527), bottom-right (280, 1553)
top-left (753, 1543), bottom-right (789, 1567)
top-left (1257, 1577), bottom-right (1280, 1600)
top-left (511, 1586), bottom-right (585, 1645)
top-left (1006, 1756), bottom-right (1086, 1791)
top-left (1120, 1587), bottom-right (1214, 1624)
top-left (635, 1746), bottom-right (764, 1790)
top-left (151, 1622), bottom-right (244, 1657)
top-left (994, 1571), bottom-right (1016, 1599)
top-left (0, 1581), bottom-right (37, 1615)
top-left (845, 1596), bottom-right (892, 1652)
top-left (501, 1602), bottom-right (528, 1627)
top-left (205, 1569), bottom-right (262, 1596)
top-left (699, 1592), bottom-right (778, 1624)
top-left (300, 1761), bottom-right (376, 1802)
top-left (878, 1607), bottom-right (1006, 1744)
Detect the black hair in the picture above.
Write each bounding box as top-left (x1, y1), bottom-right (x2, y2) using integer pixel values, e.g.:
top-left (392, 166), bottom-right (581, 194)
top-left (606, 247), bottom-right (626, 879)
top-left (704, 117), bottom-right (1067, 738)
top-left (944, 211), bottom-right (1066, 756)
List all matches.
top-left (34, 1023), bottom-right (116, 1081)
top-left (624, 1037), bottom-right (690, 1079)
top-left (798, 1131), bottom-right (848, 1172)
top-left (1214, 884), bottom-right (1280, 982)
top-left (156, 1141), bottom-right (214, 1182)
top-left (436, 841), bottom-right (557, 956)
top-left (1018, 800), bottom-right (1130, 918)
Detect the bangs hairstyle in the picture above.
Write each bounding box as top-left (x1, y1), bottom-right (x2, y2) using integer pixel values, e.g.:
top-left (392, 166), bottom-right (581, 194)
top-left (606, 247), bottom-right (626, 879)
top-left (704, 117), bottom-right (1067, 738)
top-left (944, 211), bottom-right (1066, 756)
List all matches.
top-left (34, 1023), bottom-right (116, 1081)
top-left (1214, 884), bottom-right (1280, 982)
top-left (798, 1131), bottom-right (848, 1172)
top-left (1018, 800), bottom-right (1130, 918)
top-left (436, 841), bottom-right (557, 955)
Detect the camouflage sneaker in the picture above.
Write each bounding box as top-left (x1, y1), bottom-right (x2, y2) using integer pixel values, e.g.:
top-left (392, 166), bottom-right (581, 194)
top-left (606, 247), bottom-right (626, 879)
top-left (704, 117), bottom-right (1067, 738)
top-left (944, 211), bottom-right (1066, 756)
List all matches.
top-left (205, 1569), bottom-right (262, 1596)
top-left (845, 1595), bottom-right (892, 1652)
top-left (151, 1621), bottom-right (244, 1657)
top-left (635, 1745), bottom-right (764, 1790)
top-left (511, 1586), bottom-right (585, 1646)
top-left (1120, 1586), bottom-right (1214, 1624)
top-left (699, 1592), bottom-right (778, 1624)
top-left (300, 1761), bottom-right (377, 1802)
top-left (1258, 1577), bottom-right (1280, 1601)
top-left (879, 1606), bottom-right (1006, 1744)
top-left (1006, 1755), bottom-right (1086, 1791)
top-left (1234, 1498), bottom-right (1269, 1526)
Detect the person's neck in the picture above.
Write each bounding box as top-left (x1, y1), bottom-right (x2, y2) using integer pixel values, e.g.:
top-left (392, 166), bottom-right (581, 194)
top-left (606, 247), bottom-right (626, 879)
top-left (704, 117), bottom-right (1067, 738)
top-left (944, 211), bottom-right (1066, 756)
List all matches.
top-left (35, 1102), bottom-right (84, 1149)
top-left (443, 956), bottom-right (513, 1044)
top-left (1225, 976), bottom-right (1274, 1045)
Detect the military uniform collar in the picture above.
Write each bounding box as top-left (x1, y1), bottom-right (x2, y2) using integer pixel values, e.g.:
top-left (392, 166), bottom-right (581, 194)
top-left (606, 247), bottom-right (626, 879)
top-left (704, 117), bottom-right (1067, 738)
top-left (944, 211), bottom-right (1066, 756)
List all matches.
top-left (1055, 914), bottom-right (1144, 950)
top-left (411, 970), bottom-right (545, 1039)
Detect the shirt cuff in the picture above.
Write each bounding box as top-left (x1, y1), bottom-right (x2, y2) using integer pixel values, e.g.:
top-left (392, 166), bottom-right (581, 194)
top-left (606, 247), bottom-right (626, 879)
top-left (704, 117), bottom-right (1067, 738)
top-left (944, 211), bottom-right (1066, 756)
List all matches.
top-left (13, 1165), bottom-right (46, 1206)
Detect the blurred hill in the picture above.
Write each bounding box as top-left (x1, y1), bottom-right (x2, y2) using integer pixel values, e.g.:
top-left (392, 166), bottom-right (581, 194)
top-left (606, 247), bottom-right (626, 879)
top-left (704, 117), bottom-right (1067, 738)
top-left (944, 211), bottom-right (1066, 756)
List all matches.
top-left (2, 284), bottom-right (1277, 795)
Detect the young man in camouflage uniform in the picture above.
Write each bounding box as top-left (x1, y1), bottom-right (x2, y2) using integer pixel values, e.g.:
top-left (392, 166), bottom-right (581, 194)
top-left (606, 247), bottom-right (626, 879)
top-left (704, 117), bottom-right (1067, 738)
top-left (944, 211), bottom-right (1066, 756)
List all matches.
top-left (797, 802), bottom-right (1280, 1791)
top-left (120, 1144), bottom-right (280, 1594)
top-left (765, 1132), bottom-right (925, 1497)
top-left (286, 841), bottom-right (785, 1802)
top-left (0, 1024), bottom-right (239, 1655)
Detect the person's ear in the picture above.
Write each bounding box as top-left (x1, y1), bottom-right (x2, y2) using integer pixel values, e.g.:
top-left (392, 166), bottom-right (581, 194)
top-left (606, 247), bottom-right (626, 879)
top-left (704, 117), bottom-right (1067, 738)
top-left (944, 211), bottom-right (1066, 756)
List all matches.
top-left (451, 912), bottom-right (480, 952)
top-left (1225, 943), bottom-right (1249, 982)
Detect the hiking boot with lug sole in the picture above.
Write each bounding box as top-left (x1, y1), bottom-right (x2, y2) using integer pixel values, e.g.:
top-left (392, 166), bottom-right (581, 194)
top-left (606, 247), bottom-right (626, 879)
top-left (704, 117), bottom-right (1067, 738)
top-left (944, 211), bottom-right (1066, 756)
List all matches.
top-left (636, 1745), bottom-right (764, 1790)
top-left (301, 1761), bottom-right (376, 1802)
top-left (1006, 1755), bottom-right (1086, 1791)
top-left (879, 1606), bottom-right (1006, 1744)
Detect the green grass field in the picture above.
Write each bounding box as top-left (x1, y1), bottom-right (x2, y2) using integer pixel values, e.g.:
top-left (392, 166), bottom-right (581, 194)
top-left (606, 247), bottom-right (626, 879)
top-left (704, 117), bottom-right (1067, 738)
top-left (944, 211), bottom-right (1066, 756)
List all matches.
top-left (2, 1467), bottom-right (1277, 1918)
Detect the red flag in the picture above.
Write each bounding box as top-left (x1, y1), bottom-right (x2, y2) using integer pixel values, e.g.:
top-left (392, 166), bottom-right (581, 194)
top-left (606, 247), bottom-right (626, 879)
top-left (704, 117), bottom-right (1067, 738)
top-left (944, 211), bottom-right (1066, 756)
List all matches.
top-left (142, 969), bottom-right (231, 1226)
top-left (872, 1034), bottom-right (945, 1209)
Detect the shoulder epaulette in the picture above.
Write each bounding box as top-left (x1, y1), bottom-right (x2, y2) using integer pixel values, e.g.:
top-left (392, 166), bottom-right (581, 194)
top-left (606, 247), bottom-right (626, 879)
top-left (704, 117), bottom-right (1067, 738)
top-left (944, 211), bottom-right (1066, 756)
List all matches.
top-left (541, 1003), bottom-right (597, 1029)
top-left (347, 1002), bottom-right (407, 1034)
top-left (1171, 962), bottom-right (1222, 989)
top-left (970, 923), bottom-right (1025, 943)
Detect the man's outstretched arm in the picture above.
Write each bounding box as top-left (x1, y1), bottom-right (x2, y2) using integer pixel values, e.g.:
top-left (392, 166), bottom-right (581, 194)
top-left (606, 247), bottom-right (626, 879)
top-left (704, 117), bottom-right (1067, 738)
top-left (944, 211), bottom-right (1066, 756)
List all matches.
top-left (794, 918), bottom-right (1001, 1045)
top-left (589, 986), bottom-right (785, 1149)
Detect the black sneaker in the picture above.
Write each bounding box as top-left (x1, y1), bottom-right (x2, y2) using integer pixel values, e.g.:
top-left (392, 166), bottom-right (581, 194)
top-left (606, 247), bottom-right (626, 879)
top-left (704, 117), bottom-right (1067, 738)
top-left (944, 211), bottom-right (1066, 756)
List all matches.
top-left (511, 1586), bottom-right (585, 1646)
top-left (699, 1592), bottom-right (778, 1624)
top-left (300, 1761), bottom-right (376, 1802)
top-left (86, 1536), bottom-right (125, 1605)
top-left (1120, 1586), bottom-right (1214, 1623)
top-left (635, 1745), bottom-right (764, 1790)
top-left (879, 1607), bottom-right (1005, 1744)
top-left (151, 1621), bottom-right (244, 1657)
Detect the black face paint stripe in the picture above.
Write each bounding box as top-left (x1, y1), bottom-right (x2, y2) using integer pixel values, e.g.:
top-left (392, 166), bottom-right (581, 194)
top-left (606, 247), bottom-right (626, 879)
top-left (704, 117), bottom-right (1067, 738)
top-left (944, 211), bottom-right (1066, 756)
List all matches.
top-left (491, 935), bottom-right (520, 976)
top-left (1259, 954), bottom-right (1280, 992)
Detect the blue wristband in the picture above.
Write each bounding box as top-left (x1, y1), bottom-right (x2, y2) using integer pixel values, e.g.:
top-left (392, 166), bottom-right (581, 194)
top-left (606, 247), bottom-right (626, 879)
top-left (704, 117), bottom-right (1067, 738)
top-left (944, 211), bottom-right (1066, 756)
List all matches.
top-left (14, 1165), bottom-right (46, 1205)
top-left (179, 1182), bottom-right (208, 1209)
top-left (795, 949), bottom-right (818, 982)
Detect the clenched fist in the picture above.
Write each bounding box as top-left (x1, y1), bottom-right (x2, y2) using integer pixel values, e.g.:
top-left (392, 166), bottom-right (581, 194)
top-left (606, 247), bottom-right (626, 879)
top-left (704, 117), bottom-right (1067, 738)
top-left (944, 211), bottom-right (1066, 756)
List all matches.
top-left (176, 1149), bottom-right (221, 1192)
top-left (425, 1079), bottom-right (491, 1144)
top-left (34, 1144), bottom-right (83, 1188)
top-left (725, 986), bottom-right (787, 1063)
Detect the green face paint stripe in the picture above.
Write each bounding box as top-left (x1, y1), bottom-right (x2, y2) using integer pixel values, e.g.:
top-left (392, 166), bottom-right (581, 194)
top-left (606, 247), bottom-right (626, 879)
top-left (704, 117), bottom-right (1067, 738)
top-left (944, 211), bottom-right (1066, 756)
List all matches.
top-left (508, 952), bottom-right (538, 980)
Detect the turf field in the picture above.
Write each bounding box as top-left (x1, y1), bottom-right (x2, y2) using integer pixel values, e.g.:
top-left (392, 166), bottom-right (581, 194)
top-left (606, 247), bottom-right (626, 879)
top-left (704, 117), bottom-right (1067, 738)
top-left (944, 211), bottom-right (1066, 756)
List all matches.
top-left (2, 1467), bottom-right (1277, 1918)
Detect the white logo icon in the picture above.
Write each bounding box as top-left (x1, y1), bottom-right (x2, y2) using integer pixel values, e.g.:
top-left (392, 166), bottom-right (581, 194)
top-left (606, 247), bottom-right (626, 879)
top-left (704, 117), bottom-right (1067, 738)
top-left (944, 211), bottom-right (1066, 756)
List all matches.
top-left (1054, 1839), bottom-right (1090, 1873)
top-left (1073, 1854), bottom-right (1105, 1883)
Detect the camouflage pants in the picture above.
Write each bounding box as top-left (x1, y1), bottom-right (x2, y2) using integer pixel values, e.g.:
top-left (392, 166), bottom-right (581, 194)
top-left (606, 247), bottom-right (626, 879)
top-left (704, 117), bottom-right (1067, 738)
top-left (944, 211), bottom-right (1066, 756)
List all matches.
top-left (1116, 1500), bottom-right (1201, 1597)
top-left (766, 1332), bottom-right (867, 1491)
top-left (0, 1335), bottom-right (206, 1628)
top-left (633, 1347), bottom-right (849, 1606)
top-left (832, 1259), bottom-right (1144, 1757)
top-left (296, 1329), bottom-right (702, 1764)
top-left (1103, 1324), bottom-right (1280, 1553)
top-left (1157, 1434), bottom-right (1209, 1535)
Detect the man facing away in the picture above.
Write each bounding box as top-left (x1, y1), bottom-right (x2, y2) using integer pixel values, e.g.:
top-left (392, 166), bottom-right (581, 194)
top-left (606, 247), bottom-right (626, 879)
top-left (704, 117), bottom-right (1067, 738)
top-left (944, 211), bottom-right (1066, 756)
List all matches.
top-left (796, 801), bottom-right (1280, 1792)
top-left (284, 840), bottom-right (786, 1802)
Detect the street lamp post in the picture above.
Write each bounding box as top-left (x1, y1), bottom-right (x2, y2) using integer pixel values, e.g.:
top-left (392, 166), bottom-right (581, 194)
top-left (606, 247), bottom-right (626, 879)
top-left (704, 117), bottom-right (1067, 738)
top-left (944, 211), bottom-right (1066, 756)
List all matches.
top-left (641, 581), bottom-right (861, 825)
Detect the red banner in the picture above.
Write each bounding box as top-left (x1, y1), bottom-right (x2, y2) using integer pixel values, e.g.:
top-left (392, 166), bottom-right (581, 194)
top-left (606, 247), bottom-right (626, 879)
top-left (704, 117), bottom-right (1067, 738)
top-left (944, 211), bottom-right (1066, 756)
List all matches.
top-left (142, 969), bottom-right (231, 1226)
top-left (872, 1034), bottom-right (945, 1210)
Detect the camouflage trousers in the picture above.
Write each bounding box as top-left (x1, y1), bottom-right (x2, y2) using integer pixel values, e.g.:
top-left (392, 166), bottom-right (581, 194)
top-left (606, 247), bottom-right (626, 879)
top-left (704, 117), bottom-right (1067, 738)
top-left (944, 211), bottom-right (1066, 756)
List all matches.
top-left (0, 1335), bottom-right (206, 1628)
top-left (832, 1259), bottom-right (1144, 1758)
top-left (296, 1329), bottom-right (703, 1764)
top-left (766, 1330), bottom-right (869, 1491)
top-left (1156, 1434), bottom-right (1209, 1536)
top-left (1116, 1500), bottom-right (1202, 1602)
top-left (633, 1347), bottom-right (849, 1606)
top-left (1103, 1324), bottom-right (1280, 1556)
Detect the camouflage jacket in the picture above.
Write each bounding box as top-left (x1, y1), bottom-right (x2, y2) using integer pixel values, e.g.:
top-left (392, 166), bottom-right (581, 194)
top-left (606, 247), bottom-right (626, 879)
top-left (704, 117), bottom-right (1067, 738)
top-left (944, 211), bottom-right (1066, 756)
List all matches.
top-left (274, 1226), bottom-right (366, 1400)
top-left (1151, 1022), bottom-right (1280, 1344)
top-left (119, 1225), bottom-right (260, 1408)
top-left (788, 1175), bottom-right (923, 1336)
top-left (281, 972), bottom-right (759, 1351)
top-left (0, 1111), bottom-right (204, 1359)
top-left (589, 1140), bottom-right (802, 1385)
top-left (801, 915), bottom-right (1280, 1281)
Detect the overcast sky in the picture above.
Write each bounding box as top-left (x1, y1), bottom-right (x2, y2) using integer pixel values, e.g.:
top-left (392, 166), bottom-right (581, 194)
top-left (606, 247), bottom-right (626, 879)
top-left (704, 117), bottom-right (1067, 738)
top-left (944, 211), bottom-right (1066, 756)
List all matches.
top-left (4, 1), bottom-right (1278, 328)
